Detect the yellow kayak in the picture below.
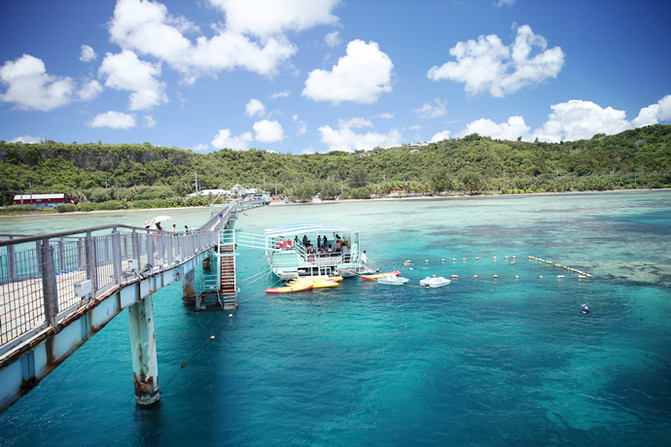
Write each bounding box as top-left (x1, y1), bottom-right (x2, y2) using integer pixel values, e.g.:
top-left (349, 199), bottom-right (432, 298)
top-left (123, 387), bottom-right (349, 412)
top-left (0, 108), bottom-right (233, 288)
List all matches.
top-left (265, 283), bottom-right (313, 294)
top-left (289, 278), bottom-right (340, 289)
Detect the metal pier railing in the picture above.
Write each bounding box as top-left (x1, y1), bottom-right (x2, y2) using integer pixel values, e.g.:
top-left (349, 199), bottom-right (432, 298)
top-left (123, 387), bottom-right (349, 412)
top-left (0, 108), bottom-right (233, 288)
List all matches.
top-left (0, 225), bottom-right (218, 353)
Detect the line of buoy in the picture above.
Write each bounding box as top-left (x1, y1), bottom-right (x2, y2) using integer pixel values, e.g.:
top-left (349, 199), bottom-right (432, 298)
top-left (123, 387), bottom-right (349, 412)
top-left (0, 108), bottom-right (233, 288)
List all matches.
top-left (528, 256), bottom-right (592, 278)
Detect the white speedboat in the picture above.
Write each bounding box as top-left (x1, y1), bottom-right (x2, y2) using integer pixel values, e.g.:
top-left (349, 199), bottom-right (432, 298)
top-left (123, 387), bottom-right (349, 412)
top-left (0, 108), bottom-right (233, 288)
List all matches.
top-left (420, 275), bottom-right (451, 288)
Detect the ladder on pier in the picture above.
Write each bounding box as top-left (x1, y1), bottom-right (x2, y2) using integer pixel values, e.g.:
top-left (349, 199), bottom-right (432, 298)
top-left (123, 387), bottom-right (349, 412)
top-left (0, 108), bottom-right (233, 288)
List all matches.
top-left (199, 242), bottom-right (238, 311)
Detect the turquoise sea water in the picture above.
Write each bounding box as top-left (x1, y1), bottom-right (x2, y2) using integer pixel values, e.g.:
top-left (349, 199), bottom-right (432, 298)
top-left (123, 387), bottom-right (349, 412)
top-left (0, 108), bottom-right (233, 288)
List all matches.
top-left (1, 191), bottom-right (670, 446)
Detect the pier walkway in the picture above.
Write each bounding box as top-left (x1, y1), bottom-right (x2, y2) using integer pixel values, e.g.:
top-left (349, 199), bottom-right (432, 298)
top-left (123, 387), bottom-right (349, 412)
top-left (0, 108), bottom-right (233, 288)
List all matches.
top-left (0, 199), bottom-right (267, 413)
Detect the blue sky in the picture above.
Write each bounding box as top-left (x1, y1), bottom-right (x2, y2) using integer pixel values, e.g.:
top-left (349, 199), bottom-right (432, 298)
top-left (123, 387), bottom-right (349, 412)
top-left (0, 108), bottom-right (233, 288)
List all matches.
top-left (1, 0), bottom-right (670, 154)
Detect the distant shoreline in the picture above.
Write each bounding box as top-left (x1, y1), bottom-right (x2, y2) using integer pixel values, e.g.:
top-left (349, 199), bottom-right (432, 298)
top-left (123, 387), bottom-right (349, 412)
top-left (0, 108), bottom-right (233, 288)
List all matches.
top-left (268, 188), bottom-right (671, 206)
top-left (2, 188), bottom-right (669, 217)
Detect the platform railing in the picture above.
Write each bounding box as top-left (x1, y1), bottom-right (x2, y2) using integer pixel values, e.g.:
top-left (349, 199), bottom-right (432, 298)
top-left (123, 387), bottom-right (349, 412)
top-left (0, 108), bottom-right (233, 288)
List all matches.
top-left (0, 225), bottom-right (218, 355)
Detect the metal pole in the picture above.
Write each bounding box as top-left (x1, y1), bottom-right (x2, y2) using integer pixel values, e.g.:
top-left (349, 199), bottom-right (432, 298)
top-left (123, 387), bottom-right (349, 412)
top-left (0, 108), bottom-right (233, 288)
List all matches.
top-left (39, 240), bottom-right (59, 330)
top-left (112, 229), bottom-right (122, 285)
top-left (85, 232), bottom-right (97, 293)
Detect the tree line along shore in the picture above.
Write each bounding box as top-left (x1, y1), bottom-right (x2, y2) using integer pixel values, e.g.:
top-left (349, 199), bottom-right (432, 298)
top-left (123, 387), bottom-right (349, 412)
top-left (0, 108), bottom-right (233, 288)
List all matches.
top-left (1, 124), bottom-right (669, 213)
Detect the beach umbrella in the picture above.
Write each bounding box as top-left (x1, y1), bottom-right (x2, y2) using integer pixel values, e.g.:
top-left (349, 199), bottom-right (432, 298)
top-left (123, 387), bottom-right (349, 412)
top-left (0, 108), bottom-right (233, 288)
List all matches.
top-left (151, 215), bottom-right (172, 225)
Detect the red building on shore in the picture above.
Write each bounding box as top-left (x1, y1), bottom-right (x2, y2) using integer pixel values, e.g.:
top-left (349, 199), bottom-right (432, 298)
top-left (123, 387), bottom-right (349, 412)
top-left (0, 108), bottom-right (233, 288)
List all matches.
top-left (13, 194), bottom-right (74, 208)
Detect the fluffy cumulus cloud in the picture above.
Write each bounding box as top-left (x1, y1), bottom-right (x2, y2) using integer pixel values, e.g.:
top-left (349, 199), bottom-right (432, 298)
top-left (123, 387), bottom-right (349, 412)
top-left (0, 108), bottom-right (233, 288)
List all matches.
top-left (9, 134), bottom-right (41, 144)
top-left (211, 128), bottom-right (253, 150)
top-left (318, 117), bottom-right (402, 151)
top-left (457, 116), bottom-right (530, 140)
top-left (99, 50), bottom-right (167, 110)
top-left (109, 0), bottom-right (340, 80)
top-left (253, 119), bottom-right (285, 142)
top-left (632, 94), bottom-right (671, 128)
top-left (437, 99), bottom-right (648, 143)
top-left (413, 98), bottom-right (447, 119)
top-left (0, 54), bottom-right (76, 111)
top-left (208, 0), bottom-right (340, 39)
top-left (430, 130), bottom-right (451, 142)
top-left (302, 39), bottom-right (393, 104)
top-left (88, 111), bottom-right (136, 129)
top-left (80, 44), bottom-right (97, 62)
top-left (428, 25), bottom-right (564, 97)
top-left (78, 79), bottom-right (103, 101)
top-left (245, 98), bottom-right (266, 117)
top-left (533, 100), bottom-right (631, 142)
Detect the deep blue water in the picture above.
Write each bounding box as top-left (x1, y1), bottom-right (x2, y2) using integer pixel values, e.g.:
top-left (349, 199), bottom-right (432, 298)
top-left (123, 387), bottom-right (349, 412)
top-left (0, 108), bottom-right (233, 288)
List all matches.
top-left (1, 192), bottom-right (671, 446)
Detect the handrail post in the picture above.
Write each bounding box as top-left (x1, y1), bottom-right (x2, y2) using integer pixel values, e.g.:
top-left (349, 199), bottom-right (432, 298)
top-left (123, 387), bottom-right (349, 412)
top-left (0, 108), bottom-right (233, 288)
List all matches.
top-left (145, 231), bottom-right (154, 270)
top-left (77, 237), bottom-right (85, 271)
top-left (57, 238), bottom-right (65, 272)
top-left (38, 239), bottom-right (58, 330)
top-left (167, 233), bottom-right (174, 265)
top-left (112, 229), bottom-right (122, 285)
top-left (85, 232), bottom-right (97, 294)
top-left (7, 244), bottom-right (18, 282)
top-left (131, 230), bottom-right (140, 274)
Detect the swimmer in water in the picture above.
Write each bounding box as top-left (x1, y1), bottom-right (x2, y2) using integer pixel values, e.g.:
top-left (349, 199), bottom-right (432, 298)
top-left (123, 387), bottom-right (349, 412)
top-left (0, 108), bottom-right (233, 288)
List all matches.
top-left (581, 304), bottom-right (590, 314)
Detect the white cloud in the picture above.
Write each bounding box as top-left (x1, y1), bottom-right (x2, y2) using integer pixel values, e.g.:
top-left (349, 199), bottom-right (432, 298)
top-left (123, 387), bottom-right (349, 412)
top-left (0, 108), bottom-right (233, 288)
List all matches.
top-left (78, 79), bottom-right (103, 101)
top-left (413, 98), bottom-right (447, 119)
top-left (109, 0), bottom-right (339, 80)
top-left (253, 119), bottom-right (285, 142)
top-left (271, 90), bottom-right (290, 99)
top-left (109, 0), bottom-right (196, 68)
top-left (80, 44), bottom-right (97, 62)
top-left (292, 114), bottom-right (308, 135)
top-left (9, 134), bottom-right (41, 144)
top-left (0, 54), bottom-right (75, 111)
top-left (430, 130), bottom-right (451, 142)
top-left (324, 30), bottom-right (342, 47)
top-left (208, 0), bottom-right (340, 40)
top-left (457, 116), bottom-right (530, 140)
top-left (433, 96), bottom-right (671, 144)
top-left (532, 100), bottom-right (631, 142)
top-left (428, 24), bottom-right (564, 97)
top-left (188, 31), bottom-right (297, 78)
top-left (496, 0), bottom-right (516, 7)
top-left (375, 112), bottom-right (394, 120)
top-left (88, 111), bottom-right (136, 129)
top-left (191, 143), bottom-right (209, 152)
top-left (143, 114), bottom-right (157, 127)
top-left (245, 98), bottom-right (266, 117)
top-left (98, 50), bottom-right (167, 110)
top-left (211, 128), bottom-right (253, 150)
top-left (632, 94), bottom-right (671, 128)
top-left (318, 117), bottom-right (402, 151)
top-left (302, 39), bottom-right (393, 104)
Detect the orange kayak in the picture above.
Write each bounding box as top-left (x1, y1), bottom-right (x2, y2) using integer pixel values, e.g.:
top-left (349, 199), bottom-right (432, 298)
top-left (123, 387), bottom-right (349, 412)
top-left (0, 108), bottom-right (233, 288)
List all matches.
top-left (361, 270), bottom-right (401, 280)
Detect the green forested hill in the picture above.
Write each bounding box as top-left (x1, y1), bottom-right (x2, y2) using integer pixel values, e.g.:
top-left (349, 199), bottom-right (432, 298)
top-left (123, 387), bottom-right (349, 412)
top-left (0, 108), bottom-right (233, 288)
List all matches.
top-left (1, 124), bottom-right (670, 207)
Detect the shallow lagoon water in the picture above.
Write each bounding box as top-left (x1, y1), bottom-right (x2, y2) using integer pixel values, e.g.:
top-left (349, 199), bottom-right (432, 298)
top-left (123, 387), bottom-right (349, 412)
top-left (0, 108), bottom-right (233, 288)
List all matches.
top-left (1, 191), bottom-right (670, 446)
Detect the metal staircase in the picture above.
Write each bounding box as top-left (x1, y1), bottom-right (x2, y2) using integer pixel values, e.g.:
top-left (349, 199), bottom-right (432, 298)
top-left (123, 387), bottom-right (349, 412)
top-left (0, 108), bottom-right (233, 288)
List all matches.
top-left (198, 242), bottom-right (237, 311)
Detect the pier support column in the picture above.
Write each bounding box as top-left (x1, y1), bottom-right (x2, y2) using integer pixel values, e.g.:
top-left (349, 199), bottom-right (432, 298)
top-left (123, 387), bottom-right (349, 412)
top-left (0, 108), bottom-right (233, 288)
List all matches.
top-left (182, 268), bottom-right (196, 305)
top-left (128, 294), bottom-right (160, 406)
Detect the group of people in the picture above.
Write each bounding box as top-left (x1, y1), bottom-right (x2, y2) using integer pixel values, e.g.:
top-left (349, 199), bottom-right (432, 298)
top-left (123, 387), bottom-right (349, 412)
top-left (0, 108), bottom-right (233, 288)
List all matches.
top-left (289, 233), bottom-right (351, 261)
top-left (144, 221), bottom-right (189, 233)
